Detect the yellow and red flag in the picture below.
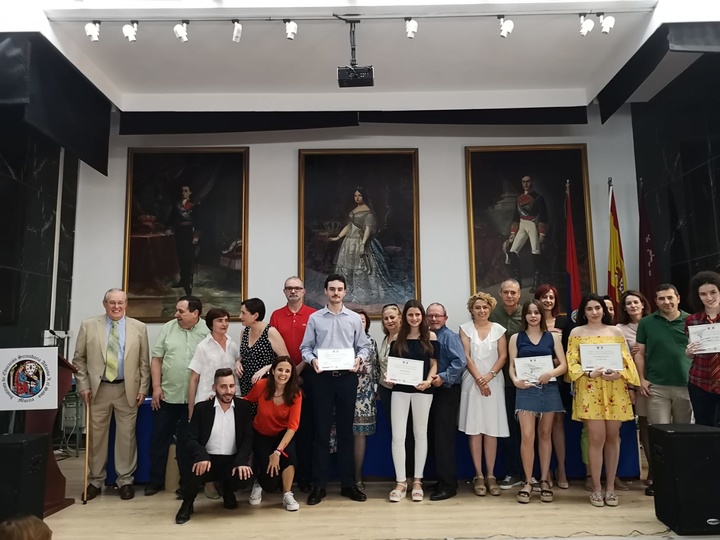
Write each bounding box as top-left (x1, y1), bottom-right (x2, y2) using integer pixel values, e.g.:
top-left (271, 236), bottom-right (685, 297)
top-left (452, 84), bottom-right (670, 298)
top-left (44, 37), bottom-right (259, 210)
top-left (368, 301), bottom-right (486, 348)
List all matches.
top-left (607, 180), bottom-right (626, 304)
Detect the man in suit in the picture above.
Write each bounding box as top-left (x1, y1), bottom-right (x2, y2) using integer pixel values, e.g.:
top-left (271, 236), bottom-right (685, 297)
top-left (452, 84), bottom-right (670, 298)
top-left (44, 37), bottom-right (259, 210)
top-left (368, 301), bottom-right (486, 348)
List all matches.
top-left (73, 288), bottom-right (150, 501)
top-left (175, 368), bottom-right (254, 524)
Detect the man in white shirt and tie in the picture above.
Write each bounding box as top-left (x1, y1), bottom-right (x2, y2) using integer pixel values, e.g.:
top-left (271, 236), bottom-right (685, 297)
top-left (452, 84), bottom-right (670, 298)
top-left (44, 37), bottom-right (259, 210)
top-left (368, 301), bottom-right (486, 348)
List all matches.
top-left (175, 368), bottom-right (253, 524)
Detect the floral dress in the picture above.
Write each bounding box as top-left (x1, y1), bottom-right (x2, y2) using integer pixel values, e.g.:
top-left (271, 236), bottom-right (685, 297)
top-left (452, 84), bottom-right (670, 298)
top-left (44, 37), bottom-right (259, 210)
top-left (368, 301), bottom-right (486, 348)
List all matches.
top-left (566, 335), bottom-right (640, 421)
top-left (353, 335), bottom-right (379, 435)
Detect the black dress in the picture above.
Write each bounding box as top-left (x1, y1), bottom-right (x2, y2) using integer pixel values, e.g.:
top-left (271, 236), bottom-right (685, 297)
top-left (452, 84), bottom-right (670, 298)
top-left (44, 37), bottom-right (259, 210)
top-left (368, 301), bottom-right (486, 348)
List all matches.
top-left (238, 325), bottom-right (277, 415)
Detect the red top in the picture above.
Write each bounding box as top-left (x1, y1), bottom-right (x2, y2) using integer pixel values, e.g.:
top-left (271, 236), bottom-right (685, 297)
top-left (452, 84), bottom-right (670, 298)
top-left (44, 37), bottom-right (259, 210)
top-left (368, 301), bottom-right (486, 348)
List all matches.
top-left (269, 304), bottom-right (317, 365)
top-left (244, 379), bottom-right (302, 436)
top-left (685, 312), bottom-right (720, 394)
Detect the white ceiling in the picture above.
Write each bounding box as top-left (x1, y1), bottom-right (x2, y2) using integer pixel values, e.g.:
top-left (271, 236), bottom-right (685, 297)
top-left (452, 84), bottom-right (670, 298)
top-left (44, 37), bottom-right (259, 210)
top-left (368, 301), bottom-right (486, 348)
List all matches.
top-left (38, 0), bottom-right (672, 112)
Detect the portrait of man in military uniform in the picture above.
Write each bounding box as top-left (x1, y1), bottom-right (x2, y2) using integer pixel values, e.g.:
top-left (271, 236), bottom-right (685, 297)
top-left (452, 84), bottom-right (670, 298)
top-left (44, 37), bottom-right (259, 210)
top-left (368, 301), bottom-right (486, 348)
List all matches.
top-left (507, 175), bottom-right (548, 291)
top-left (465, 145), bottom-right (595, 308)
top-left (124, 148), bottom-right (248, 321)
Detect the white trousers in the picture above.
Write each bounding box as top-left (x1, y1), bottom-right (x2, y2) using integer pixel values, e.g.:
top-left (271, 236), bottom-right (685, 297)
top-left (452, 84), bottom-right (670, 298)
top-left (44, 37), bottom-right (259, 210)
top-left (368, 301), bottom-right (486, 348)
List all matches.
top-left (391, 391), bottom-right (434, 482)
top-left (510, 219), bottom-right (541, 255)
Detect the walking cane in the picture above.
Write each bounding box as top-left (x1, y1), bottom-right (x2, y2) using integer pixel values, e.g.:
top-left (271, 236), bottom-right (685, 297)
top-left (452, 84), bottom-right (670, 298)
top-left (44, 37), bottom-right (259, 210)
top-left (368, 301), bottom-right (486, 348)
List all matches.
top-left (82, 399), bottom-right (90, 504)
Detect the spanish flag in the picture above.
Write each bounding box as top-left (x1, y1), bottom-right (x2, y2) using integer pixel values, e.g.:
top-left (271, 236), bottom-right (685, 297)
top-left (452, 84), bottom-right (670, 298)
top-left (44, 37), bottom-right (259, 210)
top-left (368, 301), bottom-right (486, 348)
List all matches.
top-left (607, 180), bottom-right (626, 304)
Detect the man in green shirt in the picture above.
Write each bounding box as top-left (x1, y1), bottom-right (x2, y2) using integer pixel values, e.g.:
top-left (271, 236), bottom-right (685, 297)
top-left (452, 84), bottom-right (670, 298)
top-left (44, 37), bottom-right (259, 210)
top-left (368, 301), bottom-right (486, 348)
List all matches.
top-left (145, 296), bottom-right (209, 496)
top-left (489, 279), bottom-right (523, 489)
top-left (635, 284), bottom-right (692, 496)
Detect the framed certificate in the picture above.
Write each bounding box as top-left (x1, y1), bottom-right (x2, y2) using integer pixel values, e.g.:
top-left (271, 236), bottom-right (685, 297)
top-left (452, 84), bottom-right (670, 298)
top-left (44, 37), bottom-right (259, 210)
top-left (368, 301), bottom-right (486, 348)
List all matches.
top-left (514, 355), bottom-right (556, 383)
top-left (317, 348), bottom-right (355, 371)
top-left (579, 343), bottom-right (624, 372)
top-left (386, 356), bottom-right (424, 386)
top-left (688, 324), bottom-right (720, 354)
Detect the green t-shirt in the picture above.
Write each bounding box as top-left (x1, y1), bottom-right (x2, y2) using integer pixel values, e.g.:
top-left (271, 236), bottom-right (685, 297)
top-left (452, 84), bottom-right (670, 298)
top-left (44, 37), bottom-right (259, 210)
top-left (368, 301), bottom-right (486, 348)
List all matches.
top-left (636, 310), bottom-right (691, 386)
top-left (151, 319), bottom-right (209, 403)
top-left (489, 303), bottom-right (522, 386)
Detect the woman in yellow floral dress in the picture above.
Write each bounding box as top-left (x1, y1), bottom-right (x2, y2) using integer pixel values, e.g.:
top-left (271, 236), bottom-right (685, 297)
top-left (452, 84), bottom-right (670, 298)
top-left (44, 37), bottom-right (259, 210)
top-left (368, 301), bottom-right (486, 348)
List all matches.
top-left (566, 294), bottom-right (640, 508)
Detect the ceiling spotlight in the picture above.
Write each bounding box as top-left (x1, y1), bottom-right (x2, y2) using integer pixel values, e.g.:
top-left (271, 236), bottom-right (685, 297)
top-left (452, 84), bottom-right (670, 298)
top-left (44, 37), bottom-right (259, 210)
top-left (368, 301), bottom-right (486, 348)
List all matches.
top-left (599, 13), bottom-right (615, 34)
top-left (498, 15), bottom-right (514, 38)
top-left (84, 21), bottom-right (100, 42)
top-left (579, 14), bottom-right (594, 36)
top-left (174, 21), bottom-right (189, 42)
top-left (231, 20), bottom-right (243, 42)
top-left (122, 21), bottom-right (138, 42)
top-left (405, 18), bottom-right (418, 39)
top-left (284, 20), bottom-right (298, 40)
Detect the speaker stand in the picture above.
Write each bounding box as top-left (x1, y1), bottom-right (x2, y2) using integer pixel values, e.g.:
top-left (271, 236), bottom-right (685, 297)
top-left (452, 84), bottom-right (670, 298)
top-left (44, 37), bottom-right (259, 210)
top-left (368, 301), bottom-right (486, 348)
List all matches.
top-left (24, 355), bottom-right (76, 516)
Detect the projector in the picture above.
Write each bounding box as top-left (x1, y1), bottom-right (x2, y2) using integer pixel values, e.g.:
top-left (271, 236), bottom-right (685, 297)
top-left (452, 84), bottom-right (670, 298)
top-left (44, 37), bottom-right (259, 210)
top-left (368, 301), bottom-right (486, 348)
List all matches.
top-left (337, 65), bottom-right (374, 88)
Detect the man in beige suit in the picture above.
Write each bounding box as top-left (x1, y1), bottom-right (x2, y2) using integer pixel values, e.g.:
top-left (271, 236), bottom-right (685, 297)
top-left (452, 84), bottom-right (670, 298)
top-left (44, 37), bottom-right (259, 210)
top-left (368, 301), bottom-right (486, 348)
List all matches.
top-left (73, 288), bottom-right (150, 501)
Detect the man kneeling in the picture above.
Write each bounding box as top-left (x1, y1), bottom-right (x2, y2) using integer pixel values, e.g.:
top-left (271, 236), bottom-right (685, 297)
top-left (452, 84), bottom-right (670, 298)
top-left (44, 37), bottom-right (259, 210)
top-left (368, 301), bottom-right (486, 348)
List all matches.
top-left (176, 368), bottom-right (253, 524)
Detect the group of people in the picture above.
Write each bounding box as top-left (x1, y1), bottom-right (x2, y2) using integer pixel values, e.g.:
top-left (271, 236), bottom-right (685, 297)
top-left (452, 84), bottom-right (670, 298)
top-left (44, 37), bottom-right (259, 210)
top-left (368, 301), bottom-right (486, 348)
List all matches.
top-left (71, 269), bottom-right (720, 521)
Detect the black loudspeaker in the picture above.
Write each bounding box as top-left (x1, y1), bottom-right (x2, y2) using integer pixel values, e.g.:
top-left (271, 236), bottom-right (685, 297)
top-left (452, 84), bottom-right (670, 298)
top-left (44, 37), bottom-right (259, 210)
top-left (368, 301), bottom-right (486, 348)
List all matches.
top-left (0, 433), bottom-right (48, 521)
top-left (649, 424), bottom-right (720, 535)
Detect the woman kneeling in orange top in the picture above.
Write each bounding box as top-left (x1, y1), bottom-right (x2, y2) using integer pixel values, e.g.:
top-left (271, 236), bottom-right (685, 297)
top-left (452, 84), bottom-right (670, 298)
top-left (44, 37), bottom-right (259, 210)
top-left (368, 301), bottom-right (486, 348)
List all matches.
top-left (244, 356), bottom-right (302, 511)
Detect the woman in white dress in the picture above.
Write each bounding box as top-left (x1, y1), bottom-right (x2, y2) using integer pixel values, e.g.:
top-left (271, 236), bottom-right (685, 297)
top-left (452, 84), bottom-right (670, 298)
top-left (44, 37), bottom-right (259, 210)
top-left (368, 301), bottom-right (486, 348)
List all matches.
top-left (459, 292), bottom-right (509, 497)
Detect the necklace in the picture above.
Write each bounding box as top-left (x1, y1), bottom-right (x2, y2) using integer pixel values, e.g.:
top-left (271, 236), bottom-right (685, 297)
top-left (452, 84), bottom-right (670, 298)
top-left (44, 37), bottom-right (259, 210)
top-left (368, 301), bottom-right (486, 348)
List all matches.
top-left (273, 391), bottom-right (284, 398)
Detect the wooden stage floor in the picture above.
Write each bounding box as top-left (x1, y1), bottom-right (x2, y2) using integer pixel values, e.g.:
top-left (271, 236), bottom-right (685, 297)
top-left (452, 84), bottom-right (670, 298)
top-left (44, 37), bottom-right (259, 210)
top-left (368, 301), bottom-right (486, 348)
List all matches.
top-left (44, 455), bottom-right (673, 540)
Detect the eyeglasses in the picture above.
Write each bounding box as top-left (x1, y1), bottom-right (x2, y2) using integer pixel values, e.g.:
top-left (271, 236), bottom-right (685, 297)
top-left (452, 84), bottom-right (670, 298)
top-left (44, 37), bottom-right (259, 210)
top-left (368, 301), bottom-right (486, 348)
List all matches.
top-left (284, 287), bottom-right (304, 292)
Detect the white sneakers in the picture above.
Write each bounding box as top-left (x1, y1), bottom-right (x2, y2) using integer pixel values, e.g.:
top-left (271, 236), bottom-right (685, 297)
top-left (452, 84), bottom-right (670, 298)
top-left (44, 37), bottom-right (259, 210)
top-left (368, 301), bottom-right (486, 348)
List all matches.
top-left (249, 482), bottom-right (299, 511)
top-left (283, 491), bottom-right (300, 511)
top-left (249, 480), bottom-right (263, 506)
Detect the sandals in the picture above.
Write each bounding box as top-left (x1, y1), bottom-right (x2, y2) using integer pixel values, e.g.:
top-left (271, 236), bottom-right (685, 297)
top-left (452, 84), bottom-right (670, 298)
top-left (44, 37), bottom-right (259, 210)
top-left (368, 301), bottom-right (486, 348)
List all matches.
top-left (516, 483), bottom-right (532, 504)
top-left (473, 476), bottom-right (487, 496)
top-left (389, 482), bottom-right (407, 502)
top-left (604, 491), bottom-right (619, 507)
top-left (590, 491), bottom-right (604, 507)
top-left (486, 476), bottom-right (501, 496)
top-left (539, 480), bottom-right (554, 503)
top-left (411, 480), bottom-right (424, 502)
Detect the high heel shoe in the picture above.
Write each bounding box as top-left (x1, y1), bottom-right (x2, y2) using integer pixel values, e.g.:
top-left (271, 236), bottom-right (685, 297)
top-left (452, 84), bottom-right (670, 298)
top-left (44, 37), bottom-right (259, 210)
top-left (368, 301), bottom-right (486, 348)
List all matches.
top-left (487, 476), bottom-right (501, 496)
top-left (517, 482), bottom-right (532, 504)
top-left (411, 480), bottom-right (424, 502)
top-left (389, 482), bottom-right (407, 502)
top-left (473, 476), bottom-right (487, 496)
top-left (539, 480), bottom-right (554, 503)
top-left (554, 470), bottom-right (569, 490)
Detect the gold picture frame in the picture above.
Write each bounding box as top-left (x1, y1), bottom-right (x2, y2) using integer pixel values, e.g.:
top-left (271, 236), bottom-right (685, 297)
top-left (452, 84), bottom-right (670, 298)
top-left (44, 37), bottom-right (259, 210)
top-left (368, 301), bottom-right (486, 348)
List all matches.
top-left (123, 147), bottom-right (248, 322)
top-left (465, 144), bottom-right (596, 305)
top-left (299, 149), bottom-right (421, 317)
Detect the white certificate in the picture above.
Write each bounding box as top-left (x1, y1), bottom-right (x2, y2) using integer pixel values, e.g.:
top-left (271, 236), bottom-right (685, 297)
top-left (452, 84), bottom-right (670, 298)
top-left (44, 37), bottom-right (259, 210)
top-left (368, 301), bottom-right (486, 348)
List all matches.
top-left (579, 343), bottom-right (624, 372)
top-left (688, 324), bottom-right (720, 354)
top-left (514, 355), bottom-right (556, 383)
top-left (386, 356), bottom-right (424, 386)
top-left (317, 348), bottom-right (355, 371)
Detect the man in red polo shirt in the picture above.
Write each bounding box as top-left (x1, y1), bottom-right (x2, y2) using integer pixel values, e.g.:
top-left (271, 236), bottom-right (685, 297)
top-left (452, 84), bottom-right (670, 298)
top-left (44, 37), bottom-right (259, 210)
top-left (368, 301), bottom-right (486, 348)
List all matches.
top-left (269, 276), bottom-right (316, 493)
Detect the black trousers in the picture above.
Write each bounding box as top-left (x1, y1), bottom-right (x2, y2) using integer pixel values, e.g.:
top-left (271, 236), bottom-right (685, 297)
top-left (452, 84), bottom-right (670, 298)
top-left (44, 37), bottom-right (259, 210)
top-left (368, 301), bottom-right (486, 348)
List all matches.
top-left (149, 401), bottom-right (189, 487)
top-left (183, 454), bottom-right (251, 503)
top-left (296, 368), bottom-right (315, 484)
top-left (312, 371), bottom-right (358, 489)
top-left (175, 225), bottom-right (195, 289)
top-left (253, 430), bottom-right (296, 492)
top-left (429, 384), bottom-right (461, 491)
top-left (501, 385), bottom-right (522, 478)
top-left (688, 382), bottom-right (720, 427)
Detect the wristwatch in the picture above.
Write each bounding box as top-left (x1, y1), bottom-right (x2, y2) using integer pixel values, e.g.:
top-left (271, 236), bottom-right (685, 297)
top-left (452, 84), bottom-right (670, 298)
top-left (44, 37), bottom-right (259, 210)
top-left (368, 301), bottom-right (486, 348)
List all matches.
top-left (489, 370), bottom-right (496, 377)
